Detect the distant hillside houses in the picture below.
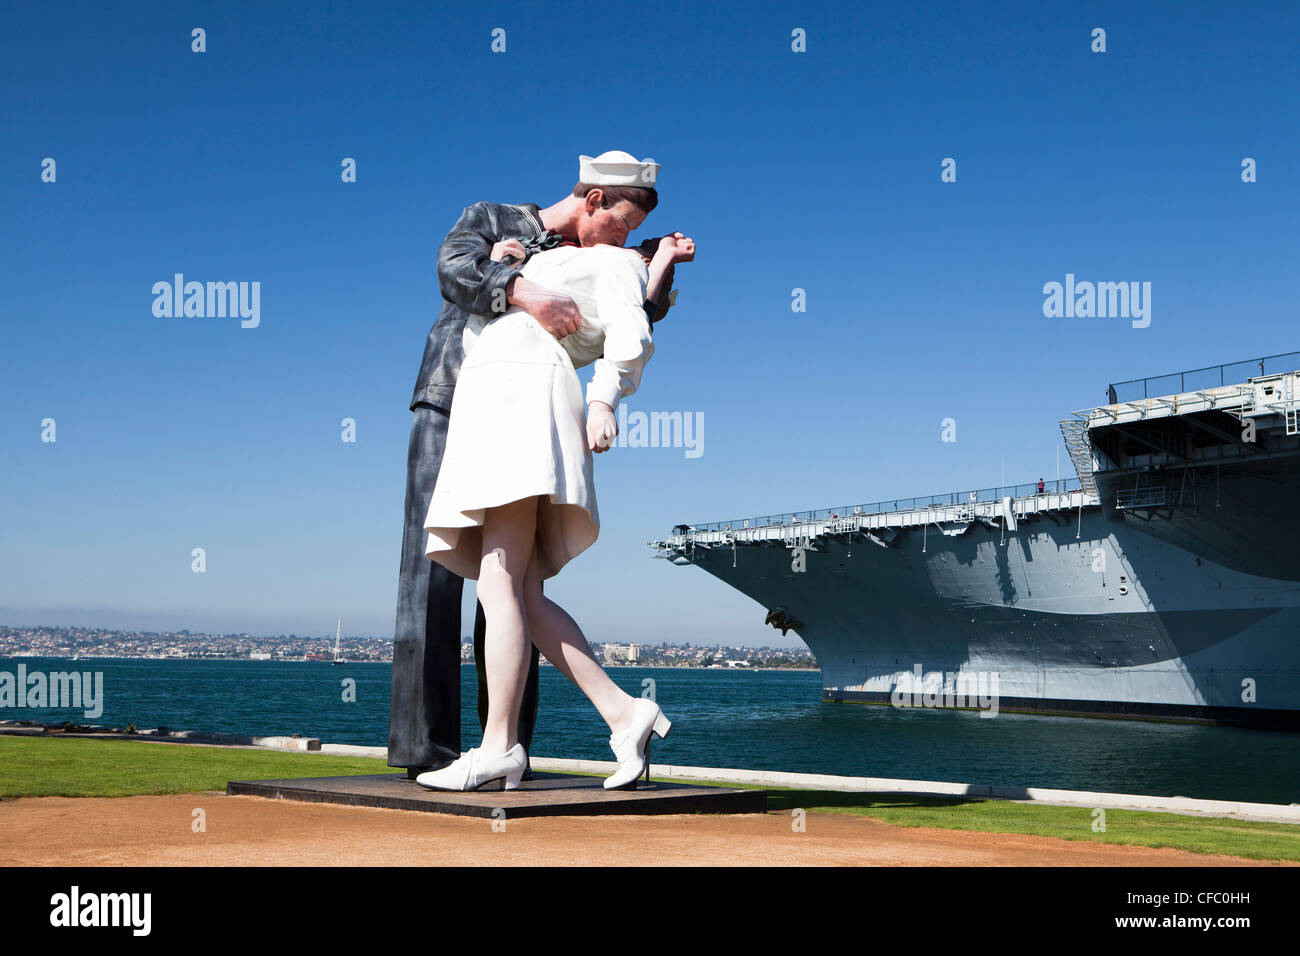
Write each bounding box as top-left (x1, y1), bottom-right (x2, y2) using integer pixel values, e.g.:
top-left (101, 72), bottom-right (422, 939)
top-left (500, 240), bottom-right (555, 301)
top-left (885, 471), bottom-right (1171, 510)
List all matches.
top-left (602, 643), bottom-right (641, 664)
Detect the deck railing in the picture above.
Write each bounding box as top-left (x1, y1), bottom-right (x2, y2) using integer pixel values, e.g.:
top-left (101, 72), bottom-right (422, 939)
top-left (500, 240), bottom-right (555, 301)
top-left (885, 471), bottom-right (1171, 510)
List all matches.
top-left (676, 477), bottom-right (1083, 535)
top-left (1107, 350), bottom-right (1300, 404)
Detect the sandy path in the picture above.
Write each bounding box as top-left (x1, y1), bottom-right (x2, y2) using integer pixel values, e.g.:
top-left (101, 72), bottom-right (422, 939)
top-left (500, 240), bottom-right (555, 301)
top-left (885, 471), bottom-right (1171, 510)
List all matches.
top-left (0, 793), bottom-right (1285, 866)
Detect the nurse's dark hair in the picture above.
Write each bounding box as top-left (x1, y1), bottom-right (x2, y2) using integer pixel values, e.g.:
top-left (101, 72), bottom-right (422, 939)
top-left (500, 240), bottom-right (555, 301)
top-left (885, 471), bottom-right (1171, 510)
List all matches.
top-left (572, 182), bottom-right (658, 214)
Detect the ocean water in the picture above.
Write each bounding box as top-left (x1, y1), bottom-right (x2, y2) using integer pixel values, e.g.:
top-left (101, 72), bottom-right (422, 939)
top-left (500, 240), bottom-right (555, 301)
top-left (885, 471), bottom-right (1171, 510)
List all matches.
top-left (5, 657), bottom-right (1300, 806)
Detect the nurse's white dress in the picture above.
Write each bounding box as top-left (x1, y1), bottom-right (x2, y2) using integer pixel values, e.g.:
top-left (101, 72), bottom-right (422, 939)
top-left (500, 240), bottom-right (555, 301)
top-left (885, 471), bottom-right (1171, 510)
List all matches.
top-left (423, 244), bottom-right (654, 580)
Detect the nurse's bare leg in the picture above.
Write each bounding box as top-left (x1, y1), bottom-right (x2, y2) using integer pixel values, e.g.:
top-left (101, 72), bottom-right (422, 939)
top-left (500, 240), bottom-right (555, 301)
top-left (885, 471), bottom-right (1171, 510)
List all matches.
top-left (521, 550), bottom-right (637, 734)
top-left (477, 496), bottom-right (538, 755)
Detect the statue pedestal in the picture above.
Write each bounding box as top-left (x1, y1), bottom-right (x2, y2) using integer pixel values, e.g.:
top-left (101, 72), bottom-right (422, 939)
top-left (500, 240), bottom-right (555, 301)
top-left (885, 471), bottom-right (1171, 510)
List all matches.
top-left (226, 770), bottom-right (765, 818)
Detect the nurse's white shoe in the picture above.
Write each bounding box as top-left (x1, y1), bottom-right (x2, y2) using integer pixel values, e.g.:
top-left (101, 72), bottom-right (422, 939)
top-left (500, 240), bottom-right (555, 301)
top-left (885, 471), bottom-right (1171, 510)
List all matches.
top-left (604, 699), bottom-right (672, 791)
top-left (415, 743), bottom-right (527, 792)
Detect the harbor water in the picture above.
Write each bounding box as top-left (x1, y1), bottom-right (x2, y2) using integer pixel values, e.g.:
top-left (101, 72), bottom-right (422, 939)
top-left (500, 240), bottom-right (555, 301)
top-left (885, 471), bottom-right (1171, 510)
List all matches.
top-left (5, 657), bottom-right (1300, 805)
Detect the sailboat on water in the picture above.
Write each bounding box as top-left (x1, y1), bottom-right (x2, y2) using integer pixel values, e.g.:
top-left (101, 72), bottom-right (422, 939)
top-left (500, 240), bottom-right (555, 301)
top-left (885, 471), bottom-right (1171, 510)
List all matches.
top-left (331, 618), bottom-right (345, 665)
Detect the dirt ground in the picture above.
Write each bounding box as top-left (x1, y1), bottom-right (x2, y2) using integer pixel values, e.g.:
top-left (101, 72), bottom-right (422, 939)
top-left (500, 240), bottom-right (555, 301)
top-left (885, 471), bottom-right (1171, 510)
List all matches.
top-left (0, 793), bottom-right (1286, 866)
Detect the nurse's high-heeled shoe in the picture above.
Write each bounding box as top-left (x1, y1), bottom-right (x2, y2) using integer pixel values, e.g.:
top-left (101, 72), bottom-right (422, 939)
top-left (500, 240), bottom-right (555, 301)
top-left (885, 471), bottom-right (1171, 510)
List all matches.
top-left (604, 698), bottom-right (672, 791)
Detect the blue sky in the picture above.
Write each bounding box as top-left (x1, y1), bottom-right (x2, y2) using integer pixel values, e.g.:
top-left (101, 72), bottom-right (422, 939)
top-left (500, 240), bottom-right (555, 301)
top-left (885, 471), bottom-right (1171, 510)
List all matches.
top-left (2, 0), bottom-right (1297, 646)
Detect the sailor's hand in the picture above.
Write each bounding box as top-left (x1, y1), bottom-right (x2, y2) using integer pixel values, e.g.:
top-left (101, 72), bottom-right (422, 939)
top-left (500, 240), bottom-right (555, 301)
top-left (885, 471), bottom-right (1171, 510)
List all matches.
top-left (587, 401), bottom-right (617, 453)
top-left (518, 289), bottom-right (583, 338)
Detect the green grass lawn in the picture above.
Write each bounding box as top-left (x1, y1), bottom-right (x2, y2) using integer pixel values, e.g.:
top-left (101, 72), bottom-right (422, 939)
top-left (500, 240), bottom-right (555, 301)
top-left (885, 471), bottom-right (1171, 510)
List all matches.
top-left (4, 734), bottom-right (1298, 862)
top-left (0, 735), bottom-right (400, 799)
top-left (759, 788), bottom-right (1300, 863)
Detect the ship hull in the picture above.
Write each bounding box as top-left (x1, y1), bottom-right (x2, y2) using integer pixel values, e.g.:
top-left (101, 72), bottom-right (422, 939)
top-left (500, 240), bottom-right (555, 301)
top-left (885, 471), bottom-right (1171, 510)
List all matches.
top-left (687, 501), bottom-right (1300, 730)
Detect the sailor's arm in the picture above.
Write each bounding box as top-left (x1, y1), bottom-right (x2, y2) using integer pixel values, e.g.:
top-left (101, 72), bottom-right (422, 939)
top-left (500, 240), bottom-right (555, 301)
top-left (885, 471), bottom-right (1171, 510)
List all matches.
top-left (436, 203), bottom-right (523, 317)
top-left (476, 236), bottom-right (583, 338)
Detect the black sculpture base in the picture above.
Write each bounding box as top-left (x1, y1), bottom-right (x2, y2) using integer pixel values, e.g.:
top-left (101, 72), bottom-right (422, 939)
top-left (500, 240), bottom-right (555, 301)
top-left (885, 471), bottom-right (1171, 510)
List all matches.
top-left (226, 770), bottom-right (766, 818)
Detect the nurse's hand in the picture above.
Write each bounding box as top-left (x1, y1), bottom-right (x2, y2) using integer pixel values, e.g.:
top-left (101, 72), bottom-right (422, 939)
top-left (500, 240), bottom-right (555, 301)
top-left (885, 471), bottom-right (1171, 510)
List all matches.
top-left (587, 401), bottom-right (617, 453)
top-left (656, 233), bottom-right (695, 264)
top-left (490, 239), bottom-right (527, 264)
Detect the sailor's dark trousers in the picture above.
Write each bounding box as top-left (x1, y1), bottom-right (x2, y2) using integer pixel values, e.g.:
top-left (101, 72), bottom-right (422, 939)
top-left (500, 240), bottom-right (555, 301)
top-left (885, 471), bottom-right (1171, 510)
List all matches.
top-left (388, 401), bottom-right (539, 770)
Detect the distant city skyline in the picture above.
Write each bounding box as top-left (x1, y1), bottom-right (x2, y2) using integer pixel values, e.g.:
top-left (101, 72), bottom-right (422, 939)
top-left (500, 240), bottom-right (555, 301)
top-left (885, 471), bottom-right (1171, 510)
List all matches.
top-left (0, 624), bottom-right (816, 666)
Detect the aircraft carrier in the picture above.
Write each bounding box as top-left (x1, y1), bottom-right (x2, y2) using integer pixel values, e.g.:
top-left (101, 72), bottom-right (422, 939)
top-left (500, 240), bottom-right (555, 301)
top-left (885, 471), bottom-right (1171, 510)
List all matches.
top-left (650, 352), bottom-right (1300, 729)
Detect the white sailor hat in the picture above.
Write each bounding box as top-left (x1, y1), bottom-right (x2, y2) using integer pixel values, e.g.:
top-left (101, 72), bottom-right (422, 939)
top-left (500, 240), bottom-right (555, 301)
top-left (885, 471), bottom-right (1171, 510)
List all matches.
top-left (578, 150), bottom-right (660, 187)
